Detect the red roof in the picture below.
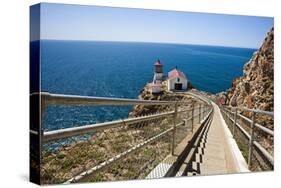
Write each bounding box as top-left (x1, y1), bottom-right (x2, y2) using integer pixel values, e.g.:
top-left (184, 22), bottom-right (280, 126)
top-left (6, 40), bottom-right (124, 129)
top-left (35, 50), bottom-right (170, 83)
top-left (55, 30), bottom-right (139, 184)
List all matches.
top-left (168, 68), bottom-right (187, 79)
top-left (154, 59), bottom-right (162, 66)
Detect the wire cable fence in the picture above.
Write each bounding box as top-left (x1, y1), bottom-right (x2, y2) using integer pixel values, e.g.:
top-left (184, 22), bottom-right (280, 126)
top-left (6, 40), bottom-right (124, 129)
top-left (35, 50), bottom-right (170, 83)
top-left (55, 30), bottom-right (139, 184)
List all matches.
top-left (32, 92), bottom-right (211, 184)
top-left (219, 105), bottom-right (273, 171)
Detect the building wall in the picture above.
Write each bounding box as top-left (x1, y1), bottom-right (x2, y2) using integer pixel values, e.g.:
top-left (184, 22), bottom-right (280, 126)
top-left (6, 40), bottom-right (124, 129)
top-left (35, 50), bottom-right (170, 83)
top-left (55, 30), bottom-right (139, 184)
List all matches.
top-left (168, 77), bottom-right (188, 91)
top-left (150, 84), bottom-right (162, 93)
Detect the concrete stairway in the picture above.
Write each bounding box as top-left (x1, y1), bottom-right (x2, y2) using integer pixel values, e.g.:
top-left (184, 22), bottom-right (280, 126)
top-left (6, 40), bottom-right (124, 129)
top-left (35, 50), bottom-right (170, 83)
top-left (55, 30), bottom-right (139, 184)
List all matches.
top-left (181, 104), bottom-right (228, 176)
top-left (146, 100), bottom-right (249, 179)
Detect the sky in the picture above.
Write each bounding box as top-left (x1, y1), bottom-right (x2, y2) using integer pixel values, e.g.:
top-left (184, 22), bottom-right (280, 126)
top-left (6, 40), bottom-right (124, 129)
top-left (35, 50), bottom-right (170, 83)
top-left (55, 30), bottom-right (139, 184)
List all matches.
top-left (37, 3), bottom-right (273, 48)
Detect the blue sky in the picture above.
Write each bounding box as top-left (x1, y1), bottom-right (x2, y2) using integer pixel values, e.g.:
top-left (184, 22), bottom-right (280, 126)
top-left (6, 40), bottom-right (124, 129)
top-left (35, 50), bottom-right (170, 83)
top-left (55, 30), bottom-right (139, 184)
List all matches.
top-left (39, 3), bottom-right (273, 48)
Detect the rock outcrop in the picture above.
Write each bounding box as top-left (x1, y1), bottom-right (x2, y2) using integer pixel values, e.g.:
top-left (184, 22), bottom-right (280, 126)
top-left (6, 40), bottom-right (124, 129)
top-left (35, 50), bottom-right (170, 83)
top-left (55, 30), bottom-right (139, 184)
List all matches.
top-left (226, 27), bottom-right (274, 112)
top-left (129, 83), bottom-right (196, 118)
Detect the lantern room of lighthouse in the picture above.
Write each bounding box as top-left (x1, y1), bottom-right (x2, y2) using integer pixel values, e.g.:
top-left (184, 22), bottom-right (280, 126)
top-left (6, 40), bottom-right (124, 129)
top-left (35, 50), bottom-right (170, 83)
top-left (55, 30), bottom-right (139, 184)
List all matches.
top-left (154, 59), bottom-right (163, 81)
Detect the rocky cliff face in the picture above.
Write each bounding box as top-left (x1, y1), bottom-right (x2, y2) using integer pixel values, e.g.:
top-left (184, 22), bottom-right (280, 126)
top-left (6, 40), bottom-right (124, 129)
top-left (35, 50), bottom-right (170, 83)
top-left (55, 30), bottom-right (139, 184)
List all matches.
top-left (226, 28), bottom-right (274, 112)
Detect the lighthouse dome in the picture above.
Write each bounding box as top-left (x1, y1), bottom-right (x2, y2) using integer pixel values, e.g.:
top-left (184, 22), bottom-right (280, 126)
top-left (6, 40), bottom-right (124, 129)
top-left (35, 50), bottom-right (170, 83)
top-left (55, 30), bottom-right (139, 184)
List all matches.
top-left (154, 59), bottom-right (162, 66)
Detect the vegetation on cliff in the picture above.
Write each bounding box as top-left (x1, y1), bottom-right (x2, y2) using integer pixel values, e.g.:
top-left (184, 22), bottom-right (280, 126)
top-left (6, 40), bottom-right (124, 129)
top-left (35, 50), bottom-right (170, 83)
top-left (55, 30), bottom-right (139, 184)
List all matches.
top-left (226, 27), bottom-right (274, 112)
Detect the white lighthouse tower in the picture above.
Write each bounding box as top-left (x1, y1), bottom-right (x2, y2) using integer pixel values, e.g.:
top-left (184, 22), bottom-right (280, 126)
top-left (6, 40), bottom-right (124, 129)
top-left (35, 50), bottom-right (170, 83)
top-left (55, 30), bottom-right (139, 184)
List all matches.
top-left (154, 59), bottom-right (163, 81)
top-left (150, 59), bottom-right (163, 94)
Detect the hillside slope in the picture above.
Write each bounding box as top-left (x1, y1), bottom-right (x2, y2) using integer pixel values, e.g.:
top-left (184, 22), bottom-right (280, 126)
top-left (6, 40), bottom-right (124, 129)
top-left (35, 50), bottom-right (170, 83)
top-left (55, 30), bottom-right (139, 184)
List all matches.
top-left (226, 28), bottom-right (274, 112)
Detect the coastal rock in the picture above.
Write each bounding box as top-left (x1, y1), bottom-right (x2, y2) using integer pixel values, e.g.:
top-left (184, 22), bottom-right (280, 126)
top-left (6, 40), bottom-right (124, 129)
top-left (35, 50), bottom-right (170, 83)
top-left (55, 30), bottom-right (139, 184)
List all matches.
top-left (225, 27), bottom-right (274, 112)
top-left (129, 84), bottom-right (195, 118)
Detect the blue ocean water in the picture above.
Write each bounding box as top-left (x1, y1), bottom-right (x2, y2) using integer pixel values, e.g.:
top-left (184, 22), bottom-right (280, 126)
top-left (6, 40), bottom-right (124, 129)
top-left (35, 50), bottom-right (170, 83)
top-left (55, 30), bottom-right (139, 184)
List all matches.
top-left (40, 40), bottom-right (255, 131)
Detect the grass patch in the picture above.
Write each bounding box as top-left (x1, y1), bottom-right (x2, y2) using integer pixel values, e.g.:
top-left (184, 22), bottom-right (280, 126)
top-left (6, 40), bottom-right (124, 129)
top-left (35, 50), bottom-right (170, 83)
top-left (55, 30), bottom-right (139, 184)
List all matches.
top-left (237, 141), bottom-right (249, 162)
top-left (56, 153), bottom-right (66, 159)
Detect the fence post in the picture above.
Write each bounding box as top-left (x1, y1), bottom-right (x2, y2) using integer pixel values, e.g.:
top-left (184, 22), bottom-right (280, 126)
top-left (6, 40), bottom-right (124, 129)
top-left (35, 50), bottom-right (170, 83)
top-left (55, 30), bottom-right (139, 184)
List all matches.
top-left (233, 108), bottom-right (237, 137)
top-left (191, 103), bottom-right (194, 133)
top-left (171, 102), bottom-right (178, 155)
top-left (248, 111), bottom-right (256, 169)
top-left (199, 104), bottom-right (201, 123)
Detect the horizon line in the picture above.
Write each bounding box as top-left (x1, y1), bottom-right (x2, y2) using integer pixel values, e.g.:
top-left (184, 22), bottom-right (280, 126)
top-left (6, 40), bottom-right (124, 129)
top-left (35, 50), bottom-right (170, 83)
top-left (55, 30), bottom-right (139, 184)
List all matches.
top-left (33, 38), bottom-right (258, 50)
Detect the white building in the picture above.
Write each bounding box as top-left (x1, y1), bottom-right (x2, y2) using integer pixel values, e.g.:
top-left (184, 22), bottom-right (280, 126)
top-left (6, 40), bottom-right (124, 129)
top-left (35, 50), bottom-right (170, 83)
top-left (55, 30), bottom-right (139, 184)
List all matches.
top-left (167, 68), bottom-right (188, 91)
top-left (150, 80), bottom-right (162, 93)
top-left (150, 59), bottom-right (163, 94)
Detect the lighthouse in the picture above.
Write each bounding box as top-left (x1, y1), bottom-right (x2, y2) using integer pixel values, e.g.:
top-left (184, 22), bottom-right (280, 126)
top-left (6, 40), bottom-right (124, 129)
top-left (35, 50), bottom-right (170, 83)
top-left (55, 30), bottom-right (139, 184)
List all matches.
top-left (150, 59), bottom-right (163, 94)
top-left (154, 59), bottom-right (163, 81)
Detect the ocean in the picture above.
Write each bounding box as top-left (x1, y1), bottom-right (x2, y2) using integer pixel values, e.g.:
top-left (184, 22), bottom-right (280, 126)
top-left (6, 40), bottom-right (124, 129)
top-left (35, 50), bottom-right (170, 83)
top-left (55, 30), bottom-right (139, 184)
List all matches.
top-left (39, 40), bottom-right (256, 131)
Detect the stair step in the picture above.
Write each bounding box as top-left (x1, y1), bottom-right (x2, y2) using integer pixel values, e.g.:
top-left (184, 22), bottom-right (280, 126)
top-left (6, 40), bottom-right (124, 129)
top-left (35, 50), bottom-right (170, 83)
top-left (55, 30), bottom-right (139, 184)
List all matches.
top-left (197, 147), bottom-right (204, 155)
top-left (195, 153), bottom-right (202, 163)
top-left (199, 142), bottom-right (206, 148)
top-left (192, 161), bottom-right (201, 172)
top-left (187, 172), bottom-right (198, 176)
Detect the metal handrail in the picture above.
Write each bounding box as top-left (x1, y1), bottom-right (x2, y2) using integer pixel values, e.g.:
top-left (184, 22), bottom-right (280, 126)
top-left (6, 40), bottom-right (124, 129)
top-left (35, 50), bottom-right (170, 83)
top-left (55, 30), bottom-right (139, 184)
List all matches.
top-left (220, 106), bottom-right (274, 169)
top-left (36, 91), bottom-right (210, 143)
top-left (38, 92), bottom-right (212, 143)
top-left (223, 105), bottom-right (274, 117)
top-left (37, 91), bottom-right (212, 183)
top-left (223, 108), bottom-right (273, 136)
top-left (43, 110), bottom-right (175, 143)
top-left (43, 107), bottom-right (207, 143)
top-left (221, 109), bottom-right (273, 164)
top-left (37, 92), bottom-right (202, 106)
top-left (187, 91), bottom-right (212, 105)
top-left (65, 107), bottom-right (213, 184)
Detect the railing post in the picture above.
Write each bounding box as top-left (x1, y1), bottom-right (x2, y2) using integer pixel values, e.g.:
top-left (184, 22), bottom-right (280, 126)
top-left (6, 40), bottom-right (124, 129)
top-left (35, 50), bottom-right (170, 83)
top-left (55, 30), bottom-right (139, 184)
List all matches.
top-left (204, 106), bottom-right (207, 117)
top-left (199, 104), bottom-right (201, 123)
top-left (191, 103), bottom-right (194, 133)
top-left (233, 108), bottom-right (237, 137)
top-left (248, 112), bottom-right (256, 169)
top-left (171, 102), bottom-right (178, 155)
top-left (205, 106), bottom-right (207, 119)
top-left (227, 109), bottom-right (230, 125)
top-left (202, 105), bottom-right (205, 119)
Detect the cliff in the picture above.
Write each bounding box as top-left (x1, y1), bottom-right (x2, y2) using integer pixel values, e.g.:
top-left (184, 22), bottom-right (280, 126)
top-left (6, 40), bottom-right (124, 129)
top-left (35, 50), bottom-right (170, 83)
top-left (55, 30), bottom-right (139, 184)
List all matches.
top-left (226, 27), bottom-right (274, 112)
